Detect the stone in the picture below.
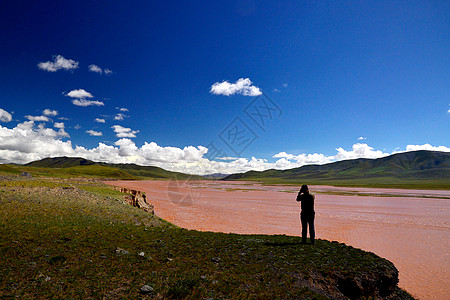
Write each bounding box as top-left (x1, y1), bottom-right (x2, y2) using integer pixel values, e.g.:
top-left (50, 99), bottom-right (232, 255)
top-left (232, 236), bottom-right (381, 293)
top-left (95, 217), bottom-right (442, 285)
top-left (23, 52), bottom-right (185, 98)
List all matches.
top-left (140, 285), bottom-right (154, 294)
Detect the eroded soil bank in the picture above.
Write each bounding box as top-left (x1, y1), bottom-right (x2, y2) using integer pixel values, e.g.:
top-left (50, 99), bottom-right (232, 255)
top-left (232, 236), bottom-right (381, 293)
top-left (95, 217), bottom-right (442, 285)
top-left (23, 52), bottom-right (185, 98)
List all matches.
top-left (105, 180), bottom-right (450, 300)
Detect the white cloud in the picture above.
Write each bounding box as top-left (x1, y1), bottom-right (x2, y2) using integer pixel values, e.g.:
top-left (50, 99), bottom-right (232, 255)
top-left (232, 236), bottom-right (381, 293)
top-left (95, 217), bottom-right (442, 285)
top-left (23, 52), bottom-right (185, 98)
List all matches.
top-left (88, 64), bottom-right (103, 74)
top-left (66, 89), bottom-right (94, 99)
top-left (54, 122), bottom-right (65, 129)
top-left (273, 151), bottom-right (334, 166)
top-left (95, 118), bottom-right (106, 123)
top-left (86, 130), bottom-right (103, 137)
top-left (88, 64), bottom-right (113, 75)
top-left (114, 113), bottom-right (126, 121)
top-left (66, 89), bottom-right (104, 107)
top-left (402, 144), bottom-right (450, 153)
top-left (0, 108), bottom-right (12, 122)
top-left (25, 115), bottom-right (50, 122)
top-left (334, 143), bottom-right (389, 160)
top-left (116, 107), bottom-right (128, 112)
top-left (0, 121), bottom-right (73, 164)
top-left (111, 125), bottom-right (139, 138)
top-left (72, 99), bottom-right (105, 107)
top-left (283, 83), bottom-right (288, 88)
top-left (43, 109), bottom-right (58, 116)
top-left (37, 55), bottom-right (79, 72)
top-left (357, 137), bottom-right (367, 140)
top-left (210, 78), bottom-right (262, 96)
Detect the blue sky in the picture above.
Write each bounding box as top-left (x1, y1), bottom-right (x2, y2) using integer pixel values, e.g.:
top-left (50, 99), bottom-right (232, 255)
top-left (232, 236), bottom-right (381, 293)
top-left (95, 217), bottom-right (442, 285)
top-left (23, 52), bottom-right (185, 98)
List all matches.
top-left (0, 1), bottom-right (449, 174)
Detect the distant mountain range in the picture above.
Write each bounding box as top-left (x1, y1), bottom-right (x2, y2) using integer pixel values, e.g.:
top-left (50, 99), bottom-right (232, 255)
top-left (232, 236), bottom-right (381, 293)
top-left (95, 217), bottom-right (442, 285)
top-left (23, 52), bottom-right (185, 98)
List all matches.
top-left (223, 150), bottom-right (450, 189)
top-left (19, 150), bottom-right (450, 188)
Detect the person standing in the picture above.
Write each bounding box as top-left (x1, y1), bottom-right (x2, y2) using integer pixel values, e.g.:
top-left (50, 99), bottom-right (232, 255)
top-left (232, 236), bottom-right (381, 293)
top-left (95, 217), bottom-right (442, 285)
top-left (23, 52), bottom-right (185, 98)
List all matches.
top-left (296, 184), bottom-right (315, 244)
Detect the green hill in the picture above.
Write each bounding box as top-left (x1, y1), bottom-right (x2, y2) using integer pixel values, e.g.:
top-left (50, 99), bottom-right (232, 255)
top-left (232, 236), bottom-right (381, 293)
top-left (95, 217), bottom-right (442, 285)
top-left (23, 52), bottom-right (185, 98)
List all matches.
top-left (25, 156), bottom-right (96, 168)
top-left (22, 156), bottom-right (203, 180)
top-left (224, 150), bottom-right (450, 189)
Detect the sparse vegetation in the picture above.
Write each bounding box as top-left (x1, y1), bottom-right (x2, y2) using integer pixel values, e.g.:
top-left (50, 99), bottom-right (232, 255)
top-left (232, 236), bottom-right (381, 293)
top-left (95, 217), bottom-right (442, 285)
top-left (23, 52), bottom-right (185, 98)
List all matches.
top-left (0, 176), bottom-right (414, 299)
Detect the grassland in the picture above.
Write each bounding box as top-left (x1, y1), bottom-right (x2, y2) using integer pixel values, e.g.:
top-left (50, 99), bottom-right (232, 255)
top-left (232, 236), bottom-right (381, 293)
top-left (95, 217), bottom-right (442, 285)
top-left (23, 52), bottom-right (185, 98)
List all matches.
top-left (0, 174), bottom-right (414, 299)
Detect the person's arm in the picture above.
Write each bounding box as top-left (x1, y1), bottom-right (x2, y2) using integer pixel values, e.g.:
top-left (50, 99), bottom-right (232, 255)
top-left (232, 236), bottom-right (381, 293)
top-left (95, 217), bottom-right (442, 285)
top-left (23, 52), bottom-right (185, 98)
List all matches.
top-left (296, 193), bottom-right (301, 202)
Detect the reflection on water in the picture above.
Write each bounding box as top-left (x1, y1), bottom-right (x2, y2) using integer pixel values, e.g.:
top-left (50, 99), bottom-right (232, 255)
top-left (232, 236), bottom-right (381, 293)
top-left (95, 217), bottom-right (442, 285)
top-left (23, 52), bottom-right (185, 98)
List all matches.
top-left (105, 180), bottom-right (450, 300)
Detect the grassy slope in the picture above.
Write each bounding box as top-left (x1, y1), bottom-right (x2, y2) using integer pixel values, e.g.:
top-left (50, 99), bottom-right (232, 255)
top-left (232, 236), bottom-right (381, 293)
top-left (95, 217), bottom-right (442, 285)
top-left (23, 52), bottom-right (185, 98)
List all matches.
top-left (0, 177), bottom-right (413, 299)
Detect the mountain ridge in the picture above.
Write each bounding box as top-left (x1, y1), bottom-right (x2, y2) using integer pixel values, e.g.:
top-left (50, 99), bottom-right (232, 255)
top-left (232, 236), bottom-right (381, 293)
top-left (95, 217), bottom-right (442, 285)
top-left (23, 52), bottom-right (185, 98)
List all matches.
top-left (223, 150), bottom-right (450, 189)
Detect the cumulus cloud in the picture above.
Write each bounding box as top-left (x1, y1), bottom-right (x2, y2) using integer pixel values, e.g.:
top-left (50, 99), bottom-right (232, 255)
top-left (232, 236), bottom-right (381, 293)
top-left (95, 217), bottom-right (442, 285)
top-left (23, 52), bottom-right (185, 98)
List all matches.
top-left (37, 55), bottom-right (79, 72)
top-left (66, 89), bottom-right (93, 99)
top-left (0, 108), bottom-right (12, 122)
top-left (111, 125), bottom-right (139, 138)
top-left (43, 109), bottom-right (58, 116)
top-left (72, 99), bottom-right (105, 107)
top-left (116, 107), bottom-right (128, 112)
top-left (25, 115), bottom-right (50, 122)
top-left (88, 64), bottom-right (103, 74)
top-left (334, 143), bottom-right (389, 160)
top-left (88, 64), bottom-right (113, 75)
top-left (402, 144), bottom-right (450, 153)
top-left (0, 121), bottom-right (73, 164)
top-left (210, 78), bottom-right (262, 96)
top-left (86, 130), bottom-right (103, 136)
top-left (95, 118), bottom-right (106, 123)
top-left (66, 89), bottom-right (104, 107)
top-left (54, 122), bottom-right (65, 129)
top-left (357, 137), bottom-right (367, 140)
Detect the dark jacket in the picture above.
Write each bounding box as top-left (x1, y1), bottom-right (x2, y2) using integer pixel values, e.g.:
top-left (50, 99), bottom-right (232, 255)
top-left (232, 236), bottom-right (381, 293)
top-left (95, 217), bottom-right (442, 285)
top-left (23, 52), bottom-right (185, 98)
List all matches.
top-left (296, 192), bottom-right (315, 215)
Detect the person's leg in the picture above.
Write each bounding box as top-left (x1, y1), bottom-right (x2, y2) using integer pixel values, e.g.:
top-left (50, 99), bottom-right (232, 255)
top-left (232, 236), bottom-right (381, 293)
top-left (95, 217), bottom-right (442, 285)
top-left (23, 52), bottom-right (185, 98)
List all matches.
top-left (301, 214), bottom-right (307, 243)
top-left (309, 214), bottom-right (315, 244)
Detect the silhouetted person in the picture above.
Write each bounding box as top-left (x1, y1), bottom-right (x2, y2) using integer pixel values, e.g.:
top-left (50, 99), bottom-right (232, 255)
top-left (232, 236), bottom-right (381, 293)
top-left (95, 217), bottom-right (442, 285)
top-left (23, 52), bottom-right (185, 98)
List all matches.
top-left (296, 184), bottom-right (315, 244)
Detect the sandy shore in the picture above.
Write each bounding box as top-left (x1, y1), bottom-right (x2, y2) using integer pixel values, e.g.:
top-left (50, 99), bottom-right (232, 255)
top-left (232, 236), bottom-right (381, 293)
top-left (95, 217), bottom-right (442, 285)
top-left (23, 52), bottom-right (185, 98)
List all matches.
top-left (105, 180), bottom-right (450, 300)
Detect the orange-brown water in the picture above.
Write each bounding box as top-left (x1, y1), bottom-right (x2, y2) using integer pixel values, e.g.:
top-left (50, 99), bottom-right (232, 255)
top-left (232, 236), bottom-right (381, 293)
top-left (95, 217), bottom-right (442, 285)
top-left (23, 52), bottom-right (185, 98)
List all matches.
top-left (105, 180), bottom-right (450, 300)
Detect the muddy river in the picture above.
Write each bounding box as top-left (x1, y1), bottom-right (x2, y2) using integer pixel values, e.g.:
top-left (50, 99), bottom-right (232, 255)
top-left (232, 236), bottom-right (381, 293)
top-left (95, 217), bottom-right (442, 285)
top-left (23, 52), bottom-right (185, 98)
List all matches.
top-left (105, 180), bottom-right (450, 300)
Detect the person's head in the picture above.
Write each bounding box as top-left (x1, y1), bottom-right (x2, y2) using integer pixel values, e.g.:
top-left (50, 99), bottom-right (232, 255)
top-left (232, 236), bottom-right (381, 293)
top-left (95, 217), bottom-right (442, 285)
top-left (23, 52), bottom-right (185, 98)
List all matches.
top-left (300, 184), bottom-right (309, 194)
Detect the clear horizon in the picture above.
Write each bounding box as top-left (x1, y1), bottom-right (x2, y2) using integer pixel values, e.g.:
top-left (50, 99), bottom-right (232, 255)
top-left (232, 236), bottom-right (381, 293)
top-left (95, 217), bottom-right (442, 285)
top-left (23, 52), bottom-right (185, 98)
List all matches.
top-left (1, 1), bottom-right (449, 175)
